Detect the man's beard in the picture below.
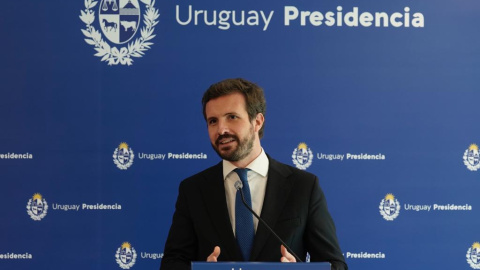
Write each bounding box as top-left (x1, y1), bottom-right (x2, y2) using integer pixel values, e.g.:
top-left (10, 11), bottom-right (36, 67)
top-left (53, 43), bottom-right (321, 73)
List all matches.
top-left (211, 126), bottom-right (255, 162)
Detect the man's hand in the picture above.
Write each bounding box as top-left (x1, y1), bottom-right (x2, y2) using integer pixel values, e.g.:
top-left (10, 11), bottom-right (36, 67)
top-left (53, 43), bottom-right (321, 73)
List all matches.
top-left (206, 246), bottom-right (221, 262)
top-left (280, 245), bottom-right (296, 263)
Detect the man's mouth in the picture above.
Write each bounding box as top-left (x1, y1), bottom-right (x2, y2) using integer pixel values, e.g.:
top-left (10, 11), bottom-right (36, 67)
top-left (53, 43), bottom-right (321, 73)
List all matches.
top-left (216, 135), bottom-right (237, 146)
top-left (219, 138), bottom-right (235, 144)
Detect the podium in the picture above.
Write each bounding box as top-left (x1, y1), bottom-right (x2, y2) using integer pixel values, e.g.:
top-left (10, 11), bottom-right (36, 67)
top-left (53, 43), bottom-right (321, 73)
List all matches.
top-left (192, 262), bottom-right (331, 270)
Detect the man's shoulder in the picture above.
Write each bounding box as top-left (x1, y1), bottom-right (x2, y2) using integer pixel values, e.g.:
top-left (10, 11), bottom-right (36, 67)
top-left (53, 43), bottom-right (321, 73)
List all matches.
top-left (180, 161), bottom-right (223, 186)
top-left (268, 155), bottom-right (318, 180)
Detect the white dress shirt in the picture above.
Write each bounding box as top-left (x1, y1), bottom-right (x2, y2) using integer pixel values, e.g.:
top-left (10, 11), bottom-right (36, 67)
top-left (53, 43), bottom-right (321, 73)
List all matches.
top-left (223, 149), bottom-right (269, 235)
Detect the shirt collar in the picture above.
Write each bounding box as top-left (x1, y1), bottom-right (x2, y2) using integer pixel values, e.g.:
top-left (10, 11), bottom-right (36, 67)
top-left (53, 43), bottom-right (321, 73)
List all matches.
top-left (223, 148), bottom-right (269, 180)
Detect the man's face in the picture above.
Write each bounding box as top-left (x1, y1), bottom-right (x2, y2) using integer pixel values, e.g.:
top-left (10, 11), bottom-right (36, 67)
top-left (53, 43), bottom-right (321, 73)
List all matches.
top-left (205, 92), bottom-right (259, 162)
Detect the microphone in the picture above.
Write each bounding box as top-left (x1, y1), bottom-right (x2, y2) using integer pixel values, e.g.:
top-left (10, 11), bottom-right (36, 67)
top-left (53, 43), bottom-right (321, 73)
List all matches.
top-left (234, 180), bottom-right (303, 262)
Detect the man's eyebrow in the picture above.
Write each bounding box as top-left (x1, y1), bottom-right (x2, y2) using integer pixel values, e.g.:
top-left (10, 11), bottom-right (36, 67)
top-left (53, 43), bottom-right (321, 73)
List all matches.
top-left (207, 116), bottom-right (217, 120)
top-left (207, 112), bottom-right (239, 120)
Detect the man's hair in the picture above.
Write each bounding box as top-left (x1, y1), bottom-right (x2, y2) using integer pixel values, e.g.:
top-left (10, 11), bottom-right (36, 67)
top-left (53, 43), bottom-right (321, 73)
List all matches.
top-left (202, 78), bottom-right (266, 138)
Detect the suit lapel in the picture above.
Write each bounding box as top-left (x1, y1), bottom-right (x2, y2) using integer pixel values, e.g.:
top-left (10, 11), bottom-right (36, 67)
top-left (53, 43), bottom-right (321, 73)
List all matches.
top-left (250, 158), bottom-right (293, 261)
top-left (200, 163), bottom-right (241, 260)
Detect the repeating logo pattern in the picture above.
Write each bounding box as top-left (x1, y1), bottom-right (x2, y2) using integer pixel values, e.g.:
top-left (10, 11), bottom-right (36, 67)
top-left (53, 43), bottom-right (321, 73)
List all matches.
top-left (80, 0), bottom-right (159, 65)
top-left (115, 242), bottom-right (137, 269)
top-left (464, 144), bottom-right (480, 171)
top-left (292, 142), bottom-right (313, 170)
top-left (467, 242), bottom-right (480, 269)
top-left (379, 193), bottom-right (400, 221)
top-left (26, 193), bottom-right (48, 221)
top-left (113, 142), bottom-right (134, 170)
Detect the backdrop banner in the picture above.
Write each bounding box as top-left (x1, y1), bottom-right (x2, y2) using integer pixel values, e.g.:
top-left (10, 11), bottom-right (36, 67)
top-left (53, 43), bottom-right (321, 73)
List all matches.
top-left (1, 0), bottom-right (479, 269)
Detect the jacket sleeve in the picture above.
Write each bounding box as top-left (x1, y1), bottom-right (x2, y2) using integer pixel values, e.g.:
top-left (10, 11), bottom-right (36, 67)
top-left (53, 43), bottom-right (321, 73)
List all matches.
top-left (305, 176), bottom-right (348, 270)
top-left (160, 181), bottom-right (197, 270)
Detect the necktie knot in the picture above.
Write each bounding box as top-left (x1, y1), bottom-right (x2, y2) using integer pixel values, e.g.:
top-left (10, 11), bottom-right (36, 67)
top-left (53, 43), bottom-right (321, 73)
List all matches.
top-left (234, 168), bottom-right (249, 185)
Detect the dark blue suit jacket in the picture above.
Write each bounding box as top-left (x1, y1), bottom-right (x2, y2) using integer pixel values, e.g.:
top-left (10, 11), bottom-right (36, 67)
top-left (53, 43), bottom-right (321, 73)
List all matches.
top-left (160, 156), bottom-right (347, 270)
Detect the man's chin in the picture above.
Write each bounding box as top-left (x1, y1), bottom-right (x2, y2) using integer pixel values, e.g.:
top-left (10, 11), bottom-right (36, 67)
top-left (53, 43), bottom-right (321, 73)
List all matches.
top-left (218, 150), bottom-right (235, 160)
top-left (212, 146), bottom-right (233, 159)
top-left (217, 149), bottom-right (243, 162)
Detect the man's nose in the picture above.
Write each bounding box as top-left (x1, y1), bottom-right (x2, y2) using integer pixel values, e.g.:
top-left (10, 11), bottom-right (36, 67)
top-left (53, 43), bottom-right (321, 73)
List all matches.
top-left (217, 120), bottom-right (230, 135)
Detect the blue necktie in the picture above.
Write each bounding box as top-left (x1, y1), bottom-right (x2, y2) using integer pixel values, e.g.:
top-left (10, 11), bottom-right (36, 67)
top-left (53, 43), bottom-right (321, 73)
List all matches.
top-left (234, 168), bottom-right (255, 261)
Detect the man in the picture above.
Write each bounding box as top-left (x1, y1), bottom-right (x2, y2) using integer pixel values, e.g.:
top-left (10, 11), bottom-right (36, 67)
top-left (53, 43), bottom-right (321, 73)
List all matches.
top-left (160, 78), bottom-right (347, 270)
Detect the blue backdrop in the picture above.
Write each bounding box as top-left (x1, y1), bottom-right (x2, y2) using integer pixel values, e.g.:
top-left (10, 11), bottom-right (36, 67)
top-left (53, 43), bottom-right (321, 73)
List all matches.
top-left (1, 0), bottom-right (480, 269)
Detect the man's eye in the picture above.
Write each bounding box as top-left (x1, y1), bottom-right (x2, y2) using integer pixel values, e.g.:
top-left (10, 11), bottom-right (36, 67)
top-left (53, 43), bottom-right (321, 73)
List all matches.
top-left (208, 119), bottom-right (217, 125)
top-left (229, 115), bottom-right (237, 119)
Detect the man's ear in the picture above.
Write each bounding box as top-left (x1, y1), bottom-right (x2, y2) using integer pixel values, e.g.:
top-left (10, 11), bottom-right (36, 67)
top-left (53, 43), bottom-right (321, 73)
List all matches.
top-left (254, 113), bottom-right (264, 133)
